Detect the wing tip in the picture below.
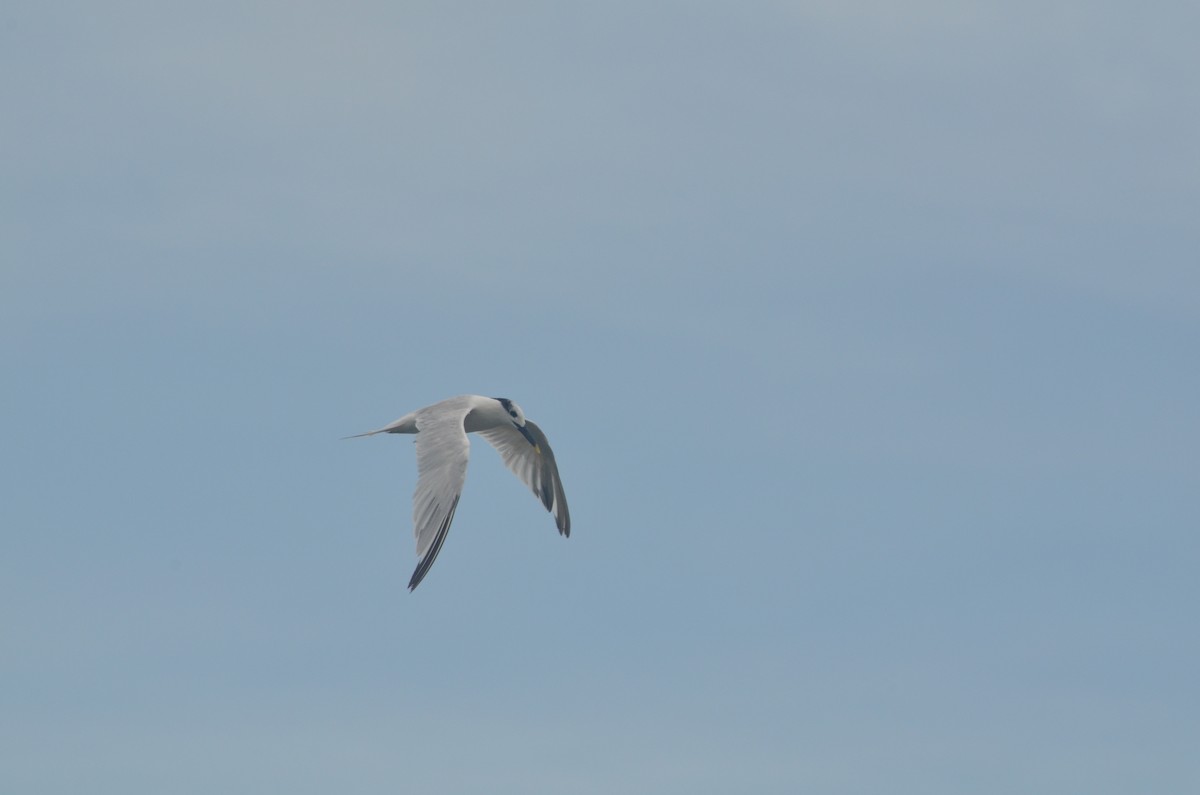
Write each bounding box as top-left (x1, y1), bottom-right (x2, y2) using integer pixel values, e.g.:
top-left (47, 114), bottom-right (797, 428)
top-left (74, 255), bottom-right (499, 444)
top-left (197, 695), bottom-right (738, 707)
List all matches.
top-left (407, 495), bottom-right (460, 591)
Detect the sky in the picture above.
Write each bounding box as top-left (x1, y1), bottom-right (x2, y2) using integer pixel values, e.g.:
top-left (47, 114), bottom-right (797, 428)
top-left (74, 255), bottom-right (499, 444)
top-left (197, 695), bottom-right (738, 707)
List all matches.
top-left (2, 1), bottom-right (1198, 793)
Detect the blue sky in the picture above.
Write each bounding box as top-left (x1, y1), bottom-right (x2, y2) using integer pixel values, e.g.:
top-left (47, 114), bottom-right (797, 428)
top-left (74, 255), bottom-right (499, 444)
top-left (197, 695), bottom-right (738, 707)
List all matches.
top-left (3, 2), bottom-right (1198, 793)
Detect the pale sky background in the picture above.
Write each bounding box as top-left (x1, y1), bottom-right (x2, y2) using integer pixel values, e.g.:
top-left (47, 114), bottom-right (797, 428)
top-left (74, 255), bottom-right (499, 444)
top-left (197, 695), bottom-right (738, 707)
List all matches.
top-left (3, 2), bottom-right (1198, 793)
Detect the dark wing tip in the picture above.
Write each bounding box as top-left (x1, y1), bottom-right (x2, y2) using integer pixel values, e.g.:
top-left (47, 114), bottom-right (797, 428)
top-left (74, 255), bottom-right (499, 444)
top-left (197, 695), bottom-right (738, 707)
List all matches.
top-left (555, 497), bottom-right (570, 537)
top-left (523, 420), bottom-right (570, 538)
top-left (407, 559), bottom-right (433, 591)
top-left (539, 476), bottom-right (569, 538)
top-left (407, 495), bottom-right (460, 591)
top-left (553, 474), bottom-right (570, 538)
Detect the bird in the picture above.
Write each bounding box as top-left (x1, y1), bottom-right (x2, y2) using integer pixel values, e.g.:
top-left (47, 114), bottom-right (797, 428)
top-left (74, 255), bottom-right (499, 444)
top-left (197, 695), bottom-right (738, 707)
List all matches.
top-left (349, 395), bottom-right (570, 590)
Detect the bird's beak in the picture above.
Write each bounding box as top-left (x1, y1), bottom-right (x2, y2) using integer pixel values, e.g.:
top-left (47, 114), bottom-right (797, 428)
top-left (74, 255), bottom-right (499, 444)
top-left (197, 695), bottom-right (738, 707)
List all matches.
top-left (517, 423), bottom-right (541, 453)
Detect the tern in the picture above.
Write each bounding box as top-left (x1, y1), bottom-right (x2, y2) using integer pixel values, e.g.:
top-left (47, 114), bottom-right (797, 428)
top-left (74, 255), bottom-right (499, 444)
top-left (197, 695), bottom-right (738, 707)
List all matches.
top-left (351, 395), bottom-right (570, 590)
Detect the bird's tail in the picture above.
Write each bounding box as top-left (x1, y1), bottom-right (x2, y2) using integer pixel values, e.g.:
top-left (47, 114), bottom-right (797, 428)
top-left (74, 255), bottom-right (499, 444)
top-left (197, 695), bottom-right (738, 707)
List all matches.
top-left (341, 429), bottom-right (386, 439)
top-left (342, 410), bottom-right (419, 439)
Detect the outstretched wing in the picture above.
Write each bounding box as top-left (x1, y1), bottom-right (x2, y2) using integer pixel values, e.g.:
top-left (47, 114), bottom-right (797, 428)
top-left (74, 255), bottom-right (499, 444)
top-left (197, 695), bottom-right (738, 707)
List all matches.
top-left (478, 420), bottom-right (570, 537)
top-left (408, 410), bottom-right (471, 590)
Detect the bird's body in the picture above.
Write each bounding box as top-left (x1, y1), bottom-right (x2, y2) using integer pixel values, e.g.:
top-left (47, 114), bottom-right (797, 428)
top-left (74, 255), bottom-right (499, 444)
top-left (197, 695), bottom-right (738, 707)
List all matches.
top-left (352, 395), bottom-right (570, 590)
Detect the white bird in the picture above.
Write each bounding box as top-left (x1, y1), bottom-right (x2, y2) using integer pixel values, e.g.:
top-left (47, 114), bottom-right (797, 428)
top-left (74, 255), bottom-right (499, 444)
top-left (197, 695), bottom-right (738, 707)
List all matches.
top-left (350, 395), bottom-right (570, 590)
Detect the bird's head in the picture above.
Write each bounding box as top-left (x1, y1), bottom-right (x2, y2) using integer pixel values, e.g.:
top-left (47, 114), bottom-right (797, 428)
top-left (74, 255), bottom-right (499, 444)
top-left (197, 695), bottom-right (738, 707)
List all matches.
top-left (495, 397), bottom-right (540, 451)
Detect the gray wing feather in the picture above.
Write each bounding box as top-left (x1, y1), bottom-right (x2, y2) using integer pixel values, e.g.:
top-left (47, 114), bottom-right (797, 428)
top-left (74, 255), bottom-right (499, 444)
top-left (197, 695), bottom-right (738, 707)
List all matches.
top-left (478, 420), bottom-right (571, 537)
top-left (408, 409), bottom-right (471, 589)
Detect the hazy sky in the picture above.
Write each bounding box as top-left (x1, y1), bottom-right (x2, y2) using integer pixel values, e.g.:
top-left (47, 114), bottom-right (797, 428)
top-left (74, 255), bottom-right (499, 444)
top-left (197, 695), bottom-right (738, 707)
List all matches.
top-left (3, 2), bottom-right (1198, 793)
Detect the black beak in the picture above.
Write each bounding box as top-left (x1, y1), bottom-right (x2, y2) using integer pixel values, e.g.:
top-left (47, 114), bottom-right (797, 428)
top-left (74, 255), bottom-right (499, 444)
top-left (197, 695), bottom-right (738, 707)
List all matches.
top-left (516, 423), bottom-right (540, 451)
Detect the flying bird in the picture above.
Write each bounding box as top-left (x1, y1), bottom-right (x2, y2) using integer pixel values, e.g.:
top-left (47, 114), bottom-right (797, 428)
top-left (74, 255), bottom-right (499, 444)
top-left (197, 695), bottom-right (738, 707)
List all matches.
top-left (350, 395), bottom-right (570, 590)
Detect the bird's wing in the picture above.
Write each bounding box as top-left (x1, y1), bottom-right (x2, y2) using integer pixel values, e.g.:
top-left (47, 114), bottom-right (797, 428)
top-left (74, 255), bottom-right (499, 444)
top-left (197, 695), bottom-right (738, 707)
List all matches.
top-left (478, 420), bottom-right (570, 537)
top-left (408, 407), bottom-right (471, 590)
